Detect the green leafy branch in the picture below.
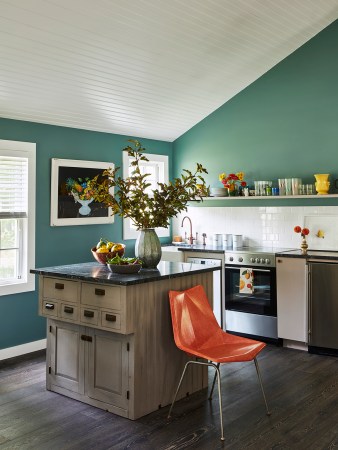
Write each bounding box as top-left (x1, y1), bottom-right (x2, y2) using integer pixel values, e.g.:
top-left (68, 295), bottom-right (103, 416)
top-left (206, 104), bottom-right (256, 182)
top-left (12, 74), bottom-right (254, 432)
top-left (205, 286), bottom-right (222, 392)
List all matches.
top-left (88, 139), bottom-right (208, 230)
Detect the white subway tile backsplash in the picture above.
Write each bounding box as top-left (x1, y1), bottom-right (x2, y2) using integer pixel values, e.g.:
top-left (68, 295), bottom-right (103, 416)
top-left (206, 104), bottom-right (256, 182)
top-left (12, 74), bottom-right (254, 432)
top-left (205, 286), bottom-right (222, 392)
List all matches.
top-left (173, 205), bottom-right (338, 250)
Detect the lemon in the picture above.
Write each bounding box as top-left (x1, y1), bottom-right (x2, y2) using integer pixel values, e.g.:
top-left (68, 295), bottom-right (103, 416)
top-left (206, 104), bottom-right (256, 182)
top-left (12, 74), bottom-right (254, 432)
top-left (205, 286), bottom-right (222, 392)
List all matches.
top-left (96, 246), bottom-right (109, 253)
top-left (112, 243), bottom-right (124, 252)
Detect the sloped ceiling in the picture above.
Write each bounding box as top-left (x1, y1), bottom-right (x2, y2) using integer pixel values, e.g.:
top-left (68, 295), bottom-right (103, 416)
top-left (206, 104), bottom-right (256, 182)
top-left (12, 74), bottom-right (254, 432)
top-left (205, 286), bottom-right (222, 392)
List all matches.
top-left (0, 0), bottom-right (337, 142)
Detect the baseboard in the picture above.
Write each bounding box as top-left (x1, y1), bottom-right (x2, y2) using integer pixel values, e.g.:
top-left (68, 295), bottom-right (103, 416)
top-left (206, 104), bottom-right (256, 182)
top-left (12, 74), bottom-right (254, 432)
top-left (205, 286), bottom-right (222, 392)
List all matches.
top-left (0, 339), bottom-right (47, 361)
top-left (283, 339), bottom-right (308, 351)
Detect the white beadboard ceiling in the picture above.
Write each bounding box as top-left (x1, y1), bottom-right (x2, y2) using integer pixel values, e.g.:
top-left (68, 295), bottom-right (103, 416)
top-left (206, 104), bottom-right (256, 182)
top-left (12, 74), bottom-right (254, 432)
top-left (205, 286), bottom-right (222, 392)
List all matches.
top-left (0, 0), bottom-right (337, 142)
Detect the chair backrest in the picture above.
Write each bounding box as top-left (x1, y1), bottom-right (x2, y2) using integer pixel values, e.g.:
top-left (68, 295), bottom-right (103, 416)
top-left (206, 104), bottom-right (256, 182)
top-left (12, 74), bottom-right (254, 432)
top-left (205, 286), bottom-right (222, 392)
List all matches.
top-left (169, 284), bottom-right (224, 353)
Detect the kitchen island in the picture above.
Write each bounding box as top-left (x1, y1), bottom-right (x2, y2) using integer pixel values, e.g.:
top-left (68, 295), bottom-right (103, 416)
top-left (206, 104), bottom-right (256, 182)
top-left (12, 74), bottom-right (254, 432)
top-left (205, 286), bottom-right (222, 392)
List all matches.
top-left (31, 261), bottom-right (219, 420)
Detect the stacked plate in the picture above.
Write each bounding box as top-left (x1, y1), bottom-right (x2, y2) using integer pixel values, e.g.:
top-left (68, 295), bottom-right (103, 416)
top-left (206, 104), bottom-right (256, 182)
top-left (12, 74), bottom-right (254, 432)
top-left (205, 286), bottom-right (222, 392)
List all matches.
top-left (210, 187), bottom-right (227, 197)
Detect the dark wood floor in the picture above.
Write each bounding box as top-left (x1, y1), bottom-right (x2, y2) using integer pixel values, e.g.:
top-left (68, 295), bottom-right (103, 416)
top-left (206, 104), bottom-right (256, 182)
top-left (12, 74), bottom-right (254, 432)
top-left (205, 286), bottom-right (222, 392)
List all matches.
top-left (0, 345), bottom-right (337, 449)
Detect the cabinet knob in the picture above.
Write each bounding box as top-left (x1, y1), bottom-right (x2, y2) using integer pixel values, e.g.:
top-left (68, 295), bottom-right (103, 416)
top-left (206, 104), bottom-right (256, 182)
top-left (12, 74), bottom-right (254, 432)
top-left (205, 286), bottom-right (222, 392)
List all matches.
top-left (277, 259), bottom-right (282, 263)
top-left (105, 314), bottom-right (117, 322)
top-left (55, 283), bottom-right (64, 290)
top-left (83, 310), bottom-right (94, 318)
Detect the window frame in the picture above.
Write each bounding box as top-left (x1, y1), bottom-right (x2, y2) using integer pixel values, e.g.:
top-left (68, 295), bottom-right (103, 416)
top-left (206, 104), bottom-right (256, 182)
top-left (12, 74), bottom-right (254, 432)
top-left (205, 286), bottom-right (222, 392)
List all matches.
top-left (122, 152), bottom-right (170, 240)
top-left (0, 140), bottom-right (36, 296)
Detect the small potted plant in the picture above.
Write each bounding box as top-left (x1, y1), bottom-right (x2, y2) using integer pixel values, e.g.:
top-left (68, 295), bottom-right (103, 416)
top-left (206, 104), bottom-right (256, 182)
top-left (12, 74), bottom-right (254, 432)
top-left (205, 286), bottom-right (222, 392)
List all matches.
top-left (89, 140), bottom-right (208, 268)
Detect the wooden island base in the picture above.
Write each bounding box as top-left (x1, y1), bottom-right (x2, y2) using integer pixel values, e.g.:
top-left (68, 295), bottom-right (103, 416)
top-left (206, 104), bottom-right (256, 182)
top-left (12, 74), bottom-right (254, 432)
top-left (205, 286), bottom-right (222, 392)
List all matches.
top-left (33, 262), bottom-right (217, 420)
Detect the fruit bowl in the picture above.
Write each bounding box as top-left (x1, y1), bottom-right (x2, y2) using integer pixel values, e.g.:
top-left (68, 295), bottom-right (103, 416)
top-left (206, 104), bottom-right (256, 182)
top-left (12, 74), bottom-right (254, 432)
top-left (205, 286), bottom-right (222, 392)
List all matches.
top-left (107, 263), bottom-right (142, 274)
top-left (91, 245), bottom-right (126, 265)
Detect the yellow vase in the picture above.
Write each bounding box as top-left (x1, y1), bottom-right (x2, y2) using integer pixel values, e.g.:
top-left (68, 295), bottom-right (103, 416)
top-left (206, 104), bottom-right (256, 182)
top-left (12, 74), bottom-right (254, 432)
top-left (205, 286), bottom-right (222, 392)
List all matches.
top-left (314, 174), bottom-right (330, 195)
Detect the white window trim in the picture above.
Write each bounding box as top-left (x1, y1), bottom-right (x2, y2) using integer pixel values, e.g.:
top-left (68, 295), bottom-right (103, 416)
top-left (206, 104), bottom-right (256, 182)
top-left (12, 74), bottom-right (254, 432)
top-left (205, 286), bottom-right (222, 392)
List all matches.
top-left (122, 152), bottom-right (170, 240)
top-left (0, 140), bottom-right (36, 296)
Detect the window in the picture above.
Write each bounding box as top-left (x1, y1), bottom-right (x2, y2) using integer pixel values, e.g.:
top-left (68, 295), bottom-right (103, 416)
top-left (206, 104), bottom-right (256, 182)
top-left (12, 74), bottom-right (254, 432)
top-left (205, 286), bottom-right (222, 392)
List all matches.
top-left (0, 140), bottom-right (36, 296)
top-left (123, 152), bottom-right (170, 240)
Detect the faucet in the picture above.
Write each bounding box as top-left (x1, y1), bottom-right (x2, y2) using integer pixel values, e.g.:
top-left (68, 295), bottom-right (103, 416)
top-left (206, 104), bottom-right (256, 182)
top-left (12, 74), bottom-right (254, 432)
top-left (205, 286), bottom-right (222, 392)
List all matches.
top-left (181, 216), bottom-right (195, 245)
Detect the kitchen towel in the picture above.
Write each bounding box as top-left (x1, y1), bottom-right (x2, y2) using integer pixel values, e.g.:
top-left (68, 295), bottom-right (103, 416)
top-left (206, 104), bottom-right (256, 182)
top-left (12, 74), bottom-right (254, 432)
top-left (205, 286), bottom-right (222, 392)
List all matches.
top-left (239, 268), bottom-right (254, 294)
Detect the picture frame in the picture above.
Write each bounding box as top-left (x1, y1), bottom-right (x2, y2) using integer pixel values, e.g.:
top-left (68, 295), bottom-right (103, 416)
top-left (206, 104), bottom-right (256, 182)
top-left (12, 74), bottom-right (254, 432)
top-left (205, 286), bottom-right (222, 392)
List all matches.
top-left (50, 158), bottom-right (114, 226)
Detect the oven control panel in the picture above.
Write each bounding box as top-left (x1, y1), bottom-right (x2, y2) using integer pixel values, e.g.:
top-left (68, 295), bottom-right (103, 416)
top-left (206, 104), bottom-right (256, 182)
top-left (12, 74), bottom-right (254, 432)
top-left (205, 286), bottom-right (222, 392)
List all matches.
top-left (225, 253), bottom-right (276, 267)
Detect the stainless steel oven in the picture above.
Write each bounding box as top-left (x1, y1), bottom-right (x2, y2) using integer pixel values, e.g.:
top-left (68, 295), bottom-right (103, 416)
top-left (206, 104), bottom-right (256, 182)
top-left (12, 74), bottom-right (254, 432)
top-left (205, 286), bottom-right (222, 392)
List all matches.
top-left (224, 248), bottom-right (278, 341)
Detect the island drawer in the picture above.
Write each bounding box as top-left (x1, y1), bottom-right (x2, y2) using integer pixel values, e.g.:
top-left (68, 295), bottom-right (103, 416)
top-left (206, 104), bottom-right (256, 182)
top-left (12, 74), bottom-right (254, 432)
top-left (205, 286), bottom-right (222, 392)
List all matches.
top-left (59, 302), bottom-right (79, 322)
top-left (81, 283), bottom-right (122, 310)
top-left (42, 300), bottom-right (58, 318)
top-left (100, 310), bottom-right (121, 331)
top-left (80, 307), bottom-right (99, 326)
top-left (43, 277), bottom-right (80, 303)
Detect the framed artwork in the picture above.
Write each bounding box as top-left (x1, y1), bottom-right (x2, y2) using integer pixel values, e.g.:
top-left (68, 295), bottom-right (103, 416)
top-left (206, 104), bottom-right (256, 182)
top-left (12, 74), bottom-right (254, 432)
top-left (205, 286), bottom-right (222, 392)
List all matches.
top-left (50, 158), bottom-right (114, 226)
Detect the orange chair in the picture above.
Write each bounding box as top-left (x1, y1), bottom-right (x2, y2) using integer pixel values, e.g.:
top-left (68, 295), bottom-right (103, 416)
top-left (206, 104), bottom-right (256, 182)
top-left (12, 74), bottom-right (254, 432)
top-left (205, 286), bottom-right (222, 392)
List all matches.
top-left (168, 284), bottom-right (271, 441)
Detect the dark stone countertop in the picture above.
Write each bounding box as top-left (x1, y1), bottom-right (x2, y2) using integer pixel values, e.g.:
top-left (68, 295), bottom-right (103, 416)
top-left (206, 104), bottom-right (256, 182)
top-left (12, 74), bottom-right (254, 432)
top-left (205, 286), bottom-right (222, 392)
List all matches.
top-left (30, 261), bottom-right (220, 286)
top-left (163, 244), bottom-right (228, 253)
top-left (276, 249), bottom-right (338, 260)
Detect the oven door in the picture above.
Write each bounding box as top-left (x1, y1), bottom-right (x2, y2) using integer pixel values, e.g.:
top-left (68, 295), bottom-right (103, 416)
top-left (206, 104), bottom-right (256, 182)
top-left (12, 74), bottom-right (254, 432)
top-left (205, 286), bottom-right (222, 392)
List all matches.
top-left (224, 265), bottom-right (277, 317)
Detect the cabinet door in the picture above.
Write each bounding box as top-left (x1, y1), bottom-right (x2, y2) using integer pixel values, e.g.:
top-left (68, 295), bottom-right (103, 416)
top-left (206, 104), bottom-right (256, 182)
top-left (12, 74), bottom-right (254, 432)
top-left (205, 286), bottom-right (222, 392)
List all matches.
top-left (49, 320), bottom-right (85, 394)
top-left (276, 258), bottom-right (307, 342)
top-left (86, 328), bottom-right (129, 410)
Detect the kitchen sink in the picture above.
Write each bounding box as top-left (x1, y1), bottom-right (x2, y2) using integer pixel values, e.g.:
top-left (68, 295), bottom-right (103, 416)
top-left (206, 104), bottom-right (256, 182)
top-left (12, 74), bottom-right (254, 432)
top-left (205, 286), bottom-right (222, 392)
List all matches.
top-left (161, 244), bottom-right (193, 251)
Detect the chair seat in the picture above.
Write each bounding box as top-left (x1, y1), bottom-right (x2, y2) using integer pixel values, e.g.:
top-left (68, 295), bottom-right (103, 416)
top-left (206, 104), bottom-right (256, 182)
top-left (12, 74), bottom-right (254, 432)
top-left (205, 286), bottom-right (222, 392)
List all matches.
top-left (185, 339), bottom-right (266, 363)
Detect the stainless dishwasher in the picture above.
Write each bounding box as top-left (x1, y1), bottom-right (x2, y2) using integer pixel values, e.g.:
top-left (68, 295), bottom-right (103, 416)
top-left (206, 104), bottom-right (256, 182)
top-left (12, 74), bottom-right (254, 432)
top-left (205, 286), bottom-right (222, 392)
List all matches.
top-left (308, 256), bottom-right (338, 356)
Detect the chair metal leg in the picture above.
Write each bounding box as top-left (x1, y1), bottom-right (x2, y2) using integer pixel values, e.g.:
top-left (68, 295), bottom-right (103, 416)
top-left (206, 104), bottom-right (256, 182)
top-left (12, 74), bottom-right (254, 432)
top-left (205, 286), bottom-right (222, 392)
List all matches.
top-left (208, 362), bottom-right (220, 400)
top-left (168, 360), bottom-right (225, 442)
top-left (167, 360), bottom-right (191, 419)
top-left (254, 357), bottom-right (271, 416)
top-left (213, 363), bottom-right (225, 441)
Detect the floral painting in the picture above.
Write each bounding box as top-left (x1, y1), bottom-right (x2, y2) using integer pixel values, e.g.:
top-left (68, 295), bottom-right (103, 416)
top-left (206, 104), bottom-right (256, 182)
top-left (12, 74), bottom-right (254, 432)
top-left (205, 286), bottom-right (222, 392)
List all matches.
top-left (50, 158), bottom-right (114, 226)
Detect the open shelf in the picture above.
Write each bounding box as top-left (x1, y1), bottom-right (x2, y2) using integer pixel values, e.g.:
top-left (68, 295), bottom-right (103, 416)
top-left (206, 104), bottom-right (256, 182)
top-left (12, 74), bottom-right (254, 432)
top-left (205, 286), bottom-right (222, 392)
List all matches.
top-left (203, 194), bottom-right (338, 200)
top-left (188, 194), bottom-right (338, 207)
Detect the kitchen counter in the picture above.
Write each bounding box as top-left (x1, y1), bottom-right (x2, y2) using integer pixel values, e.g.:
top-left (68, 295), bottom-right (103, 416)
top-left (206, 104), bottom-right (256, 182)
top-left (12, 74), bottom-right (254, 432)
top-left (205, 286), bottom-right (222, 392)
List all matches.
top-left (31, 260), bottom-right (220, 286)
top-left (276, 249), bottom-right (338, 260)
top-left (164, 243), bottom-right (227, 253)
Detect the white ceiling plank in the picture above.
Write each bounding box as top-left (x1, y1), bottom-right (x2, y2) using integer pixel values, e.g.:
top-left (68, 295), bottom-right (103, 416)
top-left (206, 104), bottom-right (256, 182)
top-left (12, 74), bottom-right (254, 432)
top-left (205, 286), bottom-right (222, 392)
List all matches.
top-left (0, 0), bottom-right (337, 141)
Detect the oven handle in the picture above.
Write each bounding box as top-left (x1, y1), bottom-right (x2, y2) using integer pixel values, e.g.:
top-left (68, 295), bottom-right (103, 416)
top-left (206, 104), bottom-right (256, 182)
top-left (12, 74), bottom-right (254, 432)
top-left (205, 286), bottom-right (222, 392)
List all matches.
top-left (225, 266), bottom-right (272, 272)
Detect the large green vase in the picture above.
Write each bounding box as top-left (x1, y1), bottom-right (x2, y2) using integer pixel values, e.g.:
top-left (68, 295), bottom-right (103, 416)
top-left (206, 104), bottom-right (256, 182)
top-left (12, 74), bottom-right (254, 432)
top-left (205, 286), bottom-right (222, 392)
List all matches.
top-left (135, 229), bottom-right (162, 269)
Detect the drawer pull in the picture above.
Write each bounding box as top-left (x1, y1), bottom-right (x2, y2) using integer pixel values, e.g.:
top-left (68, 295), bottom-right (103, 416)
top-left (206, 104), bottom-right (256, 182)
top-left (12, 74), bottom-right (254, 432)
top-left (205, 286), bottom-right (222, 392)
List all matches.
top-left (95, 288), bottom-right (105, 296)
top-left (84, 310), bottom-right (94, 318)
top-left (105, 314), bottom-right (117, 322)
top-left (45, 303), bottom-right (55, 310)
top-left (55, 283), bottom-right (64, 290)
top-left (81, 334), bottom-right (93, 342)
top-left (64, 306), bottom-right (74, 314)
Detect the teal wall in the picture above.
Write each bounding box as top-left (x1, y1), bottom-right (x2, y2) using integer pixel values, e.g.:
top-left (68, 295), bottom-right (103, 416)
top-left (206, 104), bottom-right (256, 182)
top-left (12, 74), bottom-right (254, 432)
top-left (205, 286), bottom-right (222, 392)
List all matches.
top-left (0, 118), bottom-right (172, 350)
top-left (173, 20), bottom-right (338, 195)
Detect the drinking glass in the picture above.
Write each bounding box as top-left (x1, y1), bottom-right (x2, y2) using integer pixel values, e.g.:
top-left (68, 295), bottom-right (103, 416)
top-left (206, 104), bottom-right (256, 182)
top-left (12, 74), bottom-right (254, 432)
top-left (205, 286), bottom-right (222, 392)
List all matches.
top-left (254, 181), bottom-right (260, 196)
top-left (299, 184), bottom-right (306, 195)
top-left (265, 181), bottom-right (273, 196)
top-left (278, 178), bottom-right (286, 196)
top-left (285, 178), bottom-right (293, 196)
top-left (306, 184), bottom-right (314, 195)
top-left (260, 181), bottom-right (268, 196)
top-left (292, 178), bottom-right (302, 195)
